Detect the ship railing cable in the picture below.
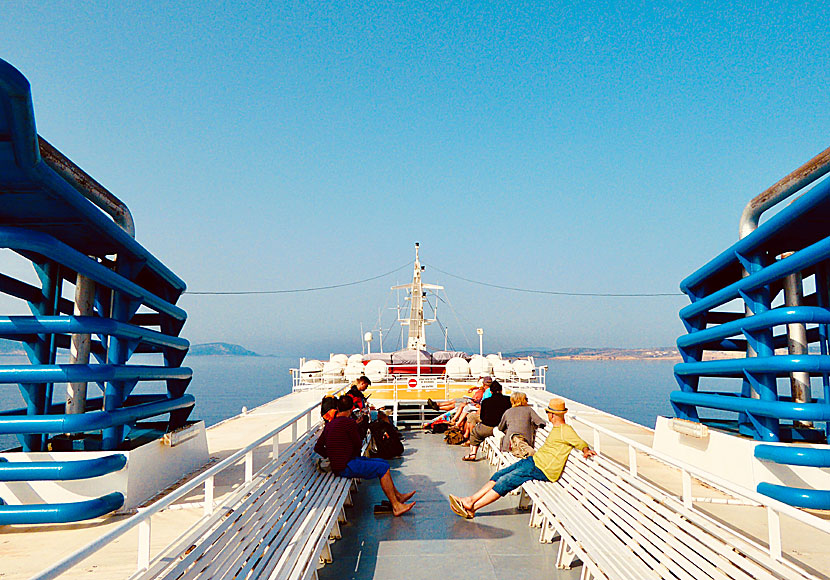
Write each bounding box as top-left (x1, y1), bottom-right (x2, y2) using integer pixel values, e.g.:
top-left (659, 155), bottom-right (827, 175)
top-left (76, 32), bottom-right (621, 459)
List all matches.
top-left (184, 261), bottom-right (413, 295)
top-left (182, 261), bottom-right (683, 298)
top-left (524, 393), bottom-right (830, 564)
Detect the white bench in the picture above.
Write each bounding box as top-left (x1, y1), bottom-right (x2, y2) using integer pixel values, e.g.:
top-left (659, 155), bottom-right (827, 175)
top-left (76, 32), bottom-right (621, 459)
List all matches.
top-left (483, 424), bottom-right (805, 580)
top-left (139, 424), bottom-right (361, 580)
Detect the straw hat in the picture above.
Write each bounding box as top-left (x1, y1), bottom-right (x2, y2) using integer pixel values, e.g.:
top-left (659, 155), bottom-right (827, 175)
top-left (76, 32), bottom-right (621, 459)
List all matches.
top-left (545, 399), bottom-right (567, 414)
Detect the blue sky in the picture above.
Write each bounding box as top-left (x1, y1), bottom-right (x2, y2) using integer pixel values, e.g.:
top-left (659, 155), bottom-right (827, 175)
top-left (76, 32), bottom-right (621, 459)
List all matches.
top-left (1, 1), bottom-right (828, 357)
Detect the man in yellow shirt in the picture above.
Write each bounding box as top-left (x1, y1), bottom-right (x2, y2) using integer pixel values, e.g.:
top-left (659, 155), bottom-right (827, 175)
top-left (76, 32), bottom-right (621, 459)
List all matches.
top-left (449, 398), bottom-right (596, 519)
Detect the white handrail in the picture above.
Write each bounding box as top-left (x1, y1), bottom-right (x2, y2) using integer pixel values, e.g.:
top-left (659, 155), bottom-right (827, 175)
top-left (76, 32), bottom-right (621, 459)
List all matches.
top-left (32, 401), bottom-right (328, 580)
top-left (527, 399), bottom-right (830, 564)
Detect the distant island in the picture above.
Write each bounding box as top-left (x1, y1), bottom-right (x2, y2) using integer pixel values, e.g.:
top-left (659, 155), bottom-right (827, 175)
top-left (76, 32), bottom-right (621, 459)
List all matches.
top-left (189, 342), bottom-right (261, 356)
top-left (505, 347), bottom-right (682, 360)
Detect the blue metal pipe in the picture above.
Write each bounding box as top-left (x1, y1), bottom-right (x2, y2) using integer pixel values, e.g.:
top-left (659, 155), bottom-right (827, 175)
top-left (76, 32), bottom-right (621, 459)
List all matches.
top-left (675, 354), bottom-right (830, 378)
top-left (0, 59), bottom-right (185, 295)
top-left (756, 482), bottom-right (830, 510)
top-left (0, 364), bottom-right (191, 384)
top-left (0, 228), bottom-right (185, 321)
top-left (0, 316), bottom-right (189, 350)
top-left (0, 492), bottom-right (124, 525)
top-left (677, 307), bottom-right (830, 349)
top-left (755, 444), bottom-right (830, 467)
top-left (680, 176), bottom-right (830, 295)
top-left (0, 394), bottom-right (194, 434)
top-left (0, 454), bottom-right (126, 481)
top-left (680, 235), bottom-right (830, 320)
top-left (670, 390), bottom-right (830, 421)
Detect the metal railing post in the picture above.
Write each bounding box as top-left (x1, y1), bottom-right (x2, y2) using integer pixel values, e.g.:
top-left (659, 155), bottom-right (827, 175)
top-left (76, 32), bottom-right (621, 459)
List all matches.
top-left (137, 518), bottom-right (151, 571)
top-left (681, 469), bottom-right (693, 510)
top-left (291, 420), bottom-right (298, 443)
top-left (592, 429), bottom-right (601, 454)
top-left (245, 450), bottom-right (253, 483)
top-left (204, 476), bottom-right (214, 516)
top-left (767, 507), bottom-right (782, 560)
top-left (272, 434), bottom-right (280, 460)
top-left (628, 445), bottom-right (638, 477)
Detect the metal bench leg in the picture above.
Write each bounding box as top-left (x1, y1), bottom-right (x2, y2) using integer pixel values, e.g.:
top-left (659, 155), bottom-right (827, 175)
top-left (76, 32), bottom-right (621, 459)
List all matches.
top-left (557, 539), bottom-right (577, 569)
top-left (337, 506), bottom-right (347, 524)
top-left (528, 504), bottom-right (543, 528)
top-left (320, 540), bottom-right (333, 564)
top-left (330, 519), bottom-right (341, 540)
top-left (578, 564), bottom-right (592, 580)
top-left (540, 517), bottom-right (559, 544)
top-left (517, 488), bottom-right (532, 511)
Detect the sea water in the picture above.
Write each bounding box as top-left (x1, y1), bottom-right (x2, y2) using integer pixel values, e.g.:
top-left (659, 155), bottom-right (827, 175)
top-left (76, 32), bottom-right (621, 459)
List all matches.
top-left (0, 355), bottom-right (678, 450)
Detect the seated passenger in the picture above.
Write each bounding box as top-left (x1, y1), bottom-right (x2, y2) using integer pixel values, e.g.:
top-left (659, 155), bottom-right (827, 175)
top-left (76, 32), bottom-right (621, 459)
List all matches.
top-left (448, 398), bottom-right (596, 519)
top-left (498, 391), bottom-right (546, 458)
top-left (462, 380), bottom-right (510, 461)
top-left (347, 375), bottom-right (371, 410)
top-left (315, 395), bottom-right (416, 516)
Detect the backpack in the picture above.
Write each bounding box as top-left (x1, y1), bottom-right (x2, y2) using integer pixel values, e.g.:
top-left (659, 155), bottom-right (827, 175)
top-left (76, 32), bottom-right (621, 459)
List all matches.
top-left (368, 421), bottom-right (404, 459)
top-left (444, 426), bottom-right (467, 445)
top-left (510, 433), bottom-right (535, 458)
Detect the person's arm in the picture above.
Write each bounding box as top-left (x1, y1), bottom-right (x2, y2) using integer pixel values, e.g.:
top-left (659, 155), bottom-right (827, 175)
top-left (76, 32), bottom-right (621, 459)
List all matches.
top-left (531, 409), bottom-right (546, 428)
top-left (349, 420), bottom-right (362, 456)
top-left (314, 427), bottom-right (327, 457)
top-left (562, 425), bottom-right (596, 458)
top-left (498, 410), bottom-right (508, 432)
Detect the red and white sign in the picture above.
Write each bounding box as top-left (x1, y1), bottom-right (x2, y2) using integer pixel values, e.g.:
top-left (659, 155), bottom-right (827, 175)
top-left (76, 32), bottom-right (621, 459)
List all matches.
top-left (408, 378), bottom-right (418, 389)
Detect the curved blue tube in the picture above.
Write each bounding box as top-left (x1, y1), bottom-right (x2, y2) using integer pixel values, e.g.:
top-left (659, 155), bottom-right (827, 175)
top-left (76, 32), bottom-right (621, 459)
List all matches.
top-left (0, 394), bottom-right (194, 434)
top-left (670, 391), bottom-right (830, 421)
top-left (0, 58), bottom-right (185, 294)
top-left (680, 235), bottom-right (830, 320)
top-left (0, 228), bottom-right (185, 320)
top-left (675, 354), bottom-right (830, 378)
top-left (757, 482), bottom-right (830, 510)
top-left (755, 445), bottom-right (830, 467)
top-left (680, 177), bottom-right (830, 297)
top-left (0, 316), bottom-right (188, 350)
top-left (0, 492), bottom-right (124, 525)
top-left (677, 307), bottom-right (830, 349)
top-left (0, 364), bottom-right (191, 384)
top-left (0, 454), bottom-right (126, 481)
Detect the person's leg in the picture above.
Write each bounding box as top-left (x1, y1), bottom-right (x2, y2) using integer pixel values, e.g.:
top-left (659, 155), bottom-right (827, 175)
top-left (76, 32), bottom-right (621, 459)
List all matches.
top-left (379, 470), bottom-right (415, 516)
top-left (459, 458), bottom-right (539, 515)
top-left (438, 401), bottom-right (455, 411)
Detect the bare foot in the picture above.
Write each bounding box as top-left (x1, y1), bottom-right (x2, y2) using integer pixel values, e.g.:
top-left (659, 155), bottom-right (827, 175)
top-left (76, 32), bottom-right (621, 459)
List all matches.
top-left (393, 501), bottom-right (415, 516)
top-left (460, 498), bottom-right (475, 515)
top-left (398, 490), bottom-right (416, 502)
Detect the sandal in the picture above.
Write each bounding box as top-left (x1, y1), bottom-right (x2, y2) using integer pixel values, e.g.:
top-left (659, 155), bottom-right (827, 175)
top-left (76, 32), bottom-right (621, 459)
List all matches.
top-left (449, 494), bottom-right (474, 519)
top-left (461, 453), bottom-right (477, 461)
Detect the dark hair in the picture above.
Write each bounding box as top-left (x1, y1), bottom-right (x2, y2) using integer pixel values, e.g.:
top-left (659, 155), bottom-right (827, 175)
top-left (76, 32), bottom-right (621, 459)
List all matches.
top-left (356, 375), bottom-right (371, 386)
top-left (337, 394), bottom-right (355, 412)
top-left (321, 396), bottom-right (338, 417)
top-left (489, 380), bottom-right (503, 394)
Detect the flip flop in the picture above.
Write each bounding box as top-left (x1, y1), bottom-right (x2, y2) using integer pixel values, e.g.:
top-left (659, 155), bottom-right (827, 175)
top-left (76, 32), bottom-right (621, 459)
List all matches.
top-left (461, 453), bottom-right (477, 461)
top-left (449, 494), bottom-right (473, 519)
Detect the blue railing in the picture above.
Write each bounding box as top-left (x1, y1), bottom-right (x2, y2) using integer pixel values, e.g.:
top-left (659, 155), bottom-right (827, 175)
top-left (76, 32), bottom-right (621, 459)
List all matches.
top-left (0, 59), bottom-right (192, 523)
top-left (674, 169), bottom-right (830, 508)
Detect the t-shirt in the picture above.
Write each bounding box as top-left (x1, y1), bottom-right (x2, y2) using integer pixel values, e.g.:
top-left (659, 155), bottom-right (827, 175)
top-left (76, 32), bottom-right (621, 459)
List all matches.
top-left (532, 424), bottom-right (589, 482)
top-left (479, 393), bottom-right (511, 427)
top-left (314, 416), bottom-right (361, 474)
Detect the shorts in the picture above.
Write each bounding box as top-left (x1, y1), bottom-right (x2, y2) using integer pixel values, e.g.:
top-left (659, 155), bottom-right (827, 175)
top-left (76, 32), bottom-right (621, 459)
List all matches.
top-left (490, 457), bottom-right (548, 496)
top-left (338, 457), bottom-right (390, 480)
top-left (469, 422), bottom-right (494, 446)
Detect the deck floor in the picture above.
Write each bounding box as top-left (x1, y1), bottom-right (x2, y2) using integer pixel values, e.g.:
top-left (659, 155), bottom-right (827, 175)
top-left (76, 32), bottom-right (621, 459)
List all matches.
top-left (318, 430), bottom-right (581, 580)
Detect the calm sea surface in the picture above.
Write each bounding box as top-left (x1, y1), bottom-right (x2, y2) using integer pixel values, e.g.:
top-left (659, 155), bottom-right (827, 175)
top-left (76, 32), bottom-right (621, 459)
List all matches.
top-left (0, 355), bottom-right (678, 450)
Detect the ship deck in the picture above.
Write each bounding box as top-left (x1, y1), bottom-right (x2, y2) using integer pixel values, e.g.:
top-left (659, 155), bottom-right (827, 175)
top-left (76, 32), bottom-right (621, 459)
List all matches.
top-left (2, 390), bottom-right (829, 579)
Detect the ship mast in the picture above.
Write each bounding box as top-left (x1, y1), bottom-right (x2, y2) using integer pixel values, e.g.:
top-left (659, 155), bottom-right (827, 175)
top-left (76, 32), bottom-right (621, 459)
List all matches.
top-left (392, 243), bottom-right (443, 350)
